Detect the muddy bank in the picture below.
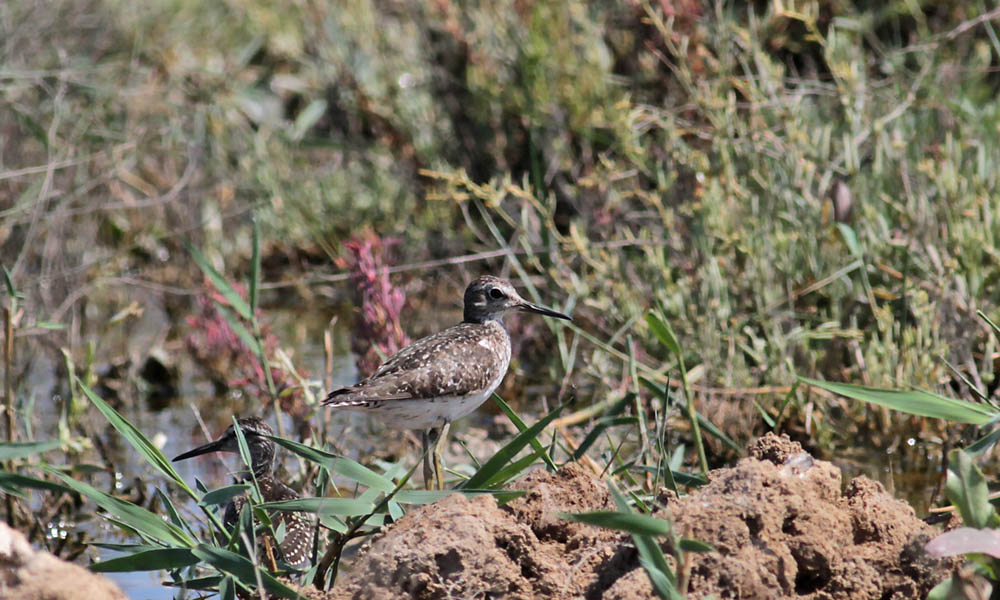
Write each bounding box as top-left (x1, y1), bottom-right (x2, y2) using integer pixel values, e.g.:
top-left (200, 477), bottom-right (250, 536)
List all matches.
top-left (310, 433), bottom-right (950, 599)
top-left (0, 522), bottom-right (127, 600)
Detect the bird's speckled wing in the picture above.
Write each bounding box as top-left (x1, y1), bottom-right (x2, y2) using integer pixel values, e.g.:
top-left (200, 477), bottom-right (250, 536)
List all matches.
top-left (324, 322), bottom-right (511, 405)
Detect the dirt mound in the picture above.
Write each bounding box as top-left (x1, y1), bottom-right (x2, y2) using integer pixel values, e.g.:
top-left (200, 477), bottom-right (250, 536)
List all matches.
top-left (323, 433), bottom-right (951, 599)
top-left (0, 522), bottom-right (127, 600)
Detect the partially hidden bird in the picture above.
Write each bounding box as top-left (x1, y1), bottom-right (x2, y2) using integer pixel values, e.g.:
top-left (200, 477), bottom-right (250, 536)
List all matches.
top-left (173, 417), bottom-right (313, 569)
top-left (323, 275), bottom-right (571, 489)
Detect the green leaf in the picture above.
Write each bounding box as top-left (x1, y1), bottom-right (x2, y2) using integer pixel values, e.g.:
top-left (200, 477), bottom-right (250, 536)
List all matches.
top-left (966, 429), bottom-right (1000, 458)
top-left (250, 215), bottom-right (261, 315)
top-left (215, 304), bottom-right (263, 356)
top-left (290, 99), bottom-right (328, 141)
top-left (75, 378), bottom-right (197, 499)
top-left (258, 497), bottom-right (373, 516)
top-left (268, 436), bottom-right (395, 493)
top-left (835, 223), bottom-right (862, 258)
top-left (559, 511), bottom-right (673, 536)
top-left (696, 411), bottom-right (742, 453)
top-left (493, 394), bottom-right (558, 471)
top-left (32, 321), bottom-right (66, 330)
top-left (51, 470), bottom-right (193, 547)
top-left (0, 440), bottom-right (62, 461)
top-left (639, 556), bottom-right (680, 599)
top-left (678, 538), bottom-right (715, 553)
top-left (201, 484), bottom-right (250, 507)
top-left (945, 449), bottom-right (997, 529)
top-left (154, 488), bottom-right (189, 534)
top-left (90, 548), bottom-right (199, 572)
top-left (163, 575), bottom-right (224, 591)
top-left (461, 403), bottom-right (564, 490)
top-left (632, 466), bottom-right (707, 487)
top-left (800, 377), bottom-right (996, 425)
top-left (571, 395), bottom-right (632, 461)
top-left (1, 265), bottom-right (18, 301)
top-left (186, 242), bottom-right (252, 321)
top-left (475, 452), bottom-right (542, 490)
top-left (0, 471), bottom-right (70, 496)
top-left (219, 575), bottom-right (237, 600)
top-left (979, 310), bottom-right (1000, 339)
top-left (646, 312), bottom-right (680, 356)
top-left (607, 482), bottom-right (680, 600)
top-left (191, 543), bottom-right (301, 599)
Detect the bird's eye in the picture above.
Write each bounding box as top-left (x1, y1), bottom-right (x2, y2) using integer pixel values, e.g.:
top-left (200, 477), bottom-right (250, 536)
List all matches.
top-left (489, 288), bottom-right (505, 299)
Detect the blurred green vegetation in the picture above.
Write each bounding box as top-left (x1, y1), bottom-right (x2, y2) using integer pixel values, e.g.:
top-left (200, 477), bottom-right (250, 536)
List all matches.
top-left (3, 0), bottom-right (1000, 457)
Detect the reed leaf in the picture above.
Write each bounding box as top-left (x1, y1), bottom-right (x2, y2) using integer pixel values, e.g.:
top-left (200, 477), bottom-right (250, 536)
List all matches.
top-left (51, 470), bottom-right (194, 547)
top-left (0, 440), bottom-right (62, 461)
top-left (559, 510), bottom-right (673, 537)
top-left (191, 543), bottom-right (301, 599)
top-left (461, 403), bottom-right (563, 490)
top-left (90, 548), bottom-right (199, 572)
top-left (186, 242), bottom-right (252, 321)
top-left (75, 377), bottom-right (197, 499)
top-left (800, 377), bottom-right (996, 425)
top-left (268, 436), bottom-right (394, 492)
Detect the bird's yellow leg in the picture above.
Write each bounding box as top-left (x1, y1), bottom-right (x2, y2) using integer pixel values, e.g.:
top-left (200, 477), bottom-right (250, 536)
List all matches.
top-left (421, 429), bottom-right (434, 490)
top-left (432, 423), bottom-right (450, 491)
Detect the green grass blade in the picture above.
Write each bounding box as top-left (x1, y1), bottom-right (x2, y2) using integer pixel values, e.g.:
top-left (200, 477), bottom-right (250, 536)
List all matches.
top-left (646, 312), bottom-right (680, 355)
top-left (51, 470), bottom-right (194, 547)
top-left (570, 395), bottom-right (631, 461)
top-left (90, 548), bottom-right (199, 572)
top-left (966, 429), bottom-right (1000, 458)
top-left (186, 242), bottom-right (252, 320)
top-left (191, 544), bottom-right (301, 599)
top-left (461, 403), bottom-right (564, 490)
top-left (257, 497), bottom-right (373, 516)
top-left (639, 556), bottom-right (680, 599)
top-left (493, 394), bottom-right (558, 471)
top-left (75, 377), bottom-right (197, 499)
top-left (249, 215), bottom-right (261, 315)
top-left (696, 412), bottom-right (742, 453)
top-left (475, 453), bottom-right (542, 490)
top-left (162, 575), bottom-right (224, 591)
top-left (0, 471), bottom-right (71, 496)
top-left (800, 377), bottom-right (996, 424)
top-left (215, 304), bottom-right (263, 356)
top-left (201, 484), bottom-right (250, 507)
top-left (946, 449), bottom-right (997, 529)
top-left (978, 310), bottom-right (1000, 339)
top-left (559, 510), bottom-right (673, 536)
top-left (678, 538), bottom-right (715, 553)
top-left (268, 436), bottom-right (394, 492)
top-left (219, 575), bottom-right (237, 600)
top-left (607, 481), bottom-right (680, 600)
top-left (154, 488), bottom-right (189, 534)
top-left (0, 440), bottom-right (62, 461)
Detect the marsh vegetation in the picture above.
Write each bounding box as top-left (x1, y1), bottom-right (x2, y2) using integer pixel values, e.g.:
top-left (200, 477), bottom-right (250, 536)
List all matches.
top-left (2, 1), bottom-right (1000, 598)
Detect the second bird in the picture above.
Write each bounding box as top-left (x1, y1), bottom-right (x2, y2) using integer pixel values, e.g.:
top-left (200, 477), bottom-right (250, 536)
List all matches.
top-left (173, 417), bottom-right (313, 569)
top-left (324, 275), bottom-right (571, 489)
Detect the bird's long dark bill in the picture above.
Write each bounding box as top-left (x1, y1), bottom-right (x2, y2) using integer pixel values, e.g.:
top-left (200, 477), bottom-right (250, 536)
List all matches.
top-left (520, 301), bottom-right (572, 321)
top-left (172, 439), bottom-right (225, 462)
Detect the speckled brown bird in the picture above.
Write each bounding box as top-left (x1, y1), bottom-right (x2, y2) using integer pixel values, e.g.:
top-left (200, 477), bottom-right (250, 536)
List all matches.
top-left (324, 275), bottom-right (572, 489)
top-left (173, 417), bottom-right (313, 569)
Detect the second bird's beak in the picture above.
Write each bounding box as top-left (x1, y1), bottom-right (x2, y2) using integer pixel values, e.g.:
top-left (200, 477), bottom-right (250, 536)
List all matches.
top-left (518, 300), bottom-right (572, 321)
top-left (173, 438), bottom-right (226, 462)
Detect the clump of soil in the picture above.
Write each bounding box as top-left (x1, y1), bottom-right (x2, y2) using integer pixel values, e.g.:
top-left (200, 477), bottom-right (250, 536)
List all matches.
top-left (319, 433), bottom-right (951, 599)
top-left (0, 522), bottom-right (127, 600)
